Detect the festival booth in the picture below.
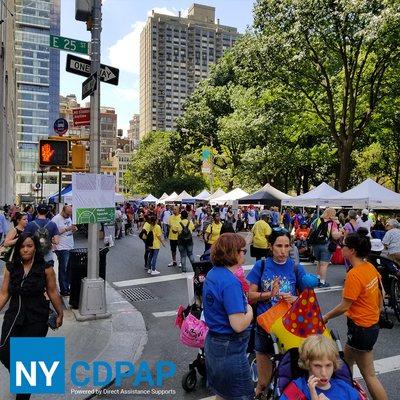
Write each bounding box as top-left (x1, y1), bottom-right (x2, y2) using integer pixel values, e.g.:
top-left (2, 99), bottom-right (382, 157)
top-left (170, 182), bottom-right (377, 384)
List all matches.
top-left (282, 182), bottom-right (340, 207)
top-left (48, 184), bottom-right (72, 203)
top-left (195, 189), bottom-right (211, 201)
top-left (239, 183), bottom-right (292, 207)
top-left (206, 188), bottom-right (226, 202)
top-left (158, 193), bottom-right (169, 203)
top-left (164, 191), bottom-right (179, 203)
top-left (176, 190), bottom-right (193, 203)
top-left (324, 178), bottom-right (400, 210)
top-left (209, 188), bottom-right (249, 205)
top-left (141, 194), bottom-right (159, 204)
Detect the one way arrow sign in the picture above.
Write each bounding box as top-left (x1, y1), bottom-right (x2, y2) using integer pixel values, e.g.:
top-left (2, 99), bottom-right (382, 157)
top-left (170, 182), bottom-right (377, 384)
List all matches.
top-left (66, 54), bottom-right (119, 85)
top-left (82, 72), bottom-right (97, 100)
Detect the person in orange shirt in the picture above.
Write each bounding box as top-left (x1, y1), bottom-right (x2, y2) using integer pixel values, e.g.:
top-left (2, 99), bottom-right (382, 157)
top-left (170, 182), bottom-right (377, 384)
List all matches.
top-left (295, 222), bottom-right (311, 241)
top-left (323, 230), bottom-right (387, 400)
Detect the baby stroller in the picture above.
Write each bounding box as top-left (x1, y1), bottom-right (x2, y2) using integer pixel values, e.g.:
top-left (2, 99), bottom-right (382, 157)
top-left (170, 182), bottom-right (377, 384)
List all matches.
top-left (267, 331), bottom-right (367, 399)
top-left (295, 239), bottom-right (313, 262)
top-left (180, 252), bottom-right (213, 392)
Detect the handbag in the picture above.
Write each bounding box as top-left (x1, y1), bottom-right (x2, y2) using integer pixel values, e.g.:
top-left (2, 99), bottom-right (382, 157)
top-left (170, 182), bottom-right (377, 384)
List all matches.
top-left (179, 313), bottom-right (208, 348)
top-left (0, 242), bottom-right (15, 262)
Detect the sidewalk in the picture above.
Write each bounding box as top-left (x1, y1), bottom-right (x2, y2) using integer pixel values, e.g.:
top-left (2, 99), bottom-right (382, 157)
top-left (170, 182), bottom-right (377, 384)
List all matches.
top-left (0, 259), bottom-right (147, 399)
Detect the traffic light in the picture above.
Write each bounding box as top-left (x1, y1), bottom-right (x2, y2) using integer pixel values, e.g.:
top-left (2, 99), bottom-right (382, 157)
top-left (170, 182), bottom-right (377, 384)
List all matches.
top-left (71, 144), bottom-right (86, 170)
top-left (39, 139), bottom-right (69, 167)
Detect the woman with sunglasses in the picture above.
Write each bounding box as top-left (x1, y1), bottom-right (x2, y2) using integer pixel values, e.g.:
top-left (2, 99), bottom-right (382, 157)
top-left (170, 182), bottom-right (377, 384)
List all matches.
top-left (203, 233), bottom-right (254, 400)
top-left (323, 230), bottom-right (387, 400)
top-left (247, 229), bottom-right (318, 399)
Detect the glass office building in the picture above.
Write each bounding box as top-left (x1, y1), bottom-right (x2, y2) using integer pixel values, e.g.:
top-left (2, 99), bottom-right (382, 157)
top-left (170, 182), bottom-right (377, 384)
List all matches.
top-left (15, 0), bottom-right (60, 196)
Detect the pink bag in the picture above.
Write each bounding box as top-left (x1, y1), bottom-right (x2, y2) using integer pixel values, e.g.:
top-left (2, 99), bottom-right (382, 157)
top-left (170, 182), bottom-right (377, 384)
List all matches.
top-left (179, 313), bottom-right (208, 348)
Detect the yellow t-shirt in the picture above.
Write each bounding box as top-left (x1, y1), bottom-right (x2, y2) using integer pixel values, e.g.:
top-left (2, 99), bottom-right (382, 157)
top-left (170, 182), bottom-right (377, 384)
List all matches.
top-left (168, 214), bottom-right (181, 240)
top-left (150, 224), bottom-right (163, 250)
top-left (176, 219), bottom-right (195, 235)
top-left (142, 222), bottom-right (151, 234)
top-left (205, 222), bottom-right (222, 244)
top-left (252, 220), bottom-right (272, 249)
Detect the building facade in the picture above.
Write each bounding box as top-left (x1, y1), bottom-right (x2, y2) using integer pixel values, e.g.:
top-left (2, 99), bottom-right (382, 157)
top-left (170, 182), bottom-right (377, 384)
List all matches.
top-left (0, 0), bottom-right (17, 205)
top-left (139, 4), bottom-right (239, 137)
top-left (15, 0), bottom-right (61, 199)
top-left (127, 114), bottom-right (140, 149)
top-left (113, 148), bottom-right (131, 194)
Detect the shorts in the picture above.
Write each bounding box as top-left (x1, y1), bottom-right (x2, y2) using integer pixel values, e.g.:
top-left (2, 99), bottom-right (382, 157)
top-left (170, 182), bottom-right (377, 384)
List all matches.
top-left (170, 239), bottom-right (178, 253)
top-left (205, 330), bottom-right (254, 400)
top-left (254, 325), bottom-right (274, 355)
top-left (250, 246), bottom-right (269, 259)
top-left (312, 243), bottom-right (331, 263)
top-left (347, 318), bottom-right (379, 352)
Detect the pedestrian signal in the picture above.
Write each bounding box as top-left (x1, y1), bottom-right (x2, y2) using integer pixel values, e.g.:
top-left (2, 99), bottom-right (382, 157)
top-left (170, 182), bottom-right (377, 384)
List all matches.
top-left (39, 139), bottom-right (69, 166)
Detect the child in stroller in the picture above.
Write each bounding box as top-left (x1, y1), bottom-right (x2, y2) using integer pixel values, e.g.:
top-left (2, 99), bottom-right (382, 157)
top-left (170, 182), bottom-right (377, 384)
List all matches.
top-left (278, 334), bottom-right (365, 399)
top-left (295, 222), bottom-right (312, 261)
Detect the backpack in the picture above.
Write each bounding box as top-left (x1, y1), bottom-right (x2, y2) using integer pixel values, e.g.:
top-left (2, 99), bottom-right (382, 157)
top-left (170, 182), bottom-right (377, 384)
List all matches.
top-left (307, 218), bottom-right (329, 245)
top-left (178, 221), bottom-right (192, 243)
top-left (145, 229), bottom-right (154, 247)
top-left (33, 220), bottom-right (52, 254)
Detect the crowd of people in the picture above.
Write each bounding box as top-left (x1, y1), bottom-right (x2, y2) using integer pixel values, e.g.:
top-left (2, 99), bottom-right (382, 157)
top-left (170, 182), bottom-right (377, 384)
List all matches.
top-left (0, 200), bottom-right (399, 399)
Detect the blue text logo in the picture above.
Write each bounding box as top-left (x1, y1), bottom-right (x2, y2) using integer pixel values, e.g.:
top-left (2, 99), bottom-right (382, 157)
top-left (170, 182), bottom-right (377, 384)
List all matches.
top-left (10, 337), bottom-right (65, 394)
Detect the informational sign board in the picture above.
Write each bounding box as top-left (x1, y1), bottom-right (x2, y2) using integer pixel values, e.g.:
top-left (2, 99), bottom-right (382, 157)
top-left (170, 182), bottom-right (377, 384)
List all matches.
top-left (50, 35), bottom-right (89, 55)
top-left (54, 118), bottom-right (68, 136)
top-left (72, 108), bottom-right (90, 127)
top-left (82, 72), bottom-right (97, 100)
top-left (72, 173), bottom-right (115, 224)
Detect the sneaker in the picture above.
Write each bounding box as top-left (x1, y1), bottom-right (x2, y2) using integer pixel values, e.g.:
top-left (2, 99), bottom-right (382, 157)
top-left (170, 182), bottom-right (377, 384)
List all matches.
top-left (168, 262), bottom-right (177, 267)
top-left (318, 282), bottom-right (330, 288)
top-left (147, 269), bottom-right (152, 274)
top-left (178, 262), bottom-right (182, 268)
top-left (151, 270), bottom-right (160, 275)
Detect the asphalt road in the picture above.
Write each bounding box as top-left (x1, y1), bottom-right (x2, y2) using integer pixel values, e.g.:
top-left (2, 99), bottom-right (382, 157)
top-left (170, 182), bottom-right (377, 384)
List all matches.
top-left (94, 229), bottom-right (400, 400)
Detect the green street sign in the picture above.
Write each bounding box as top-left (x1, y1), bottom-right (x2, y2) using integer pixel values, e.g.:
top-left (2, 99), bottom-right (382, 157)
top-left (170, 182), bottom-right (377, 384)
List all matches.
top-left (50, 35), bottom-right (89, 55)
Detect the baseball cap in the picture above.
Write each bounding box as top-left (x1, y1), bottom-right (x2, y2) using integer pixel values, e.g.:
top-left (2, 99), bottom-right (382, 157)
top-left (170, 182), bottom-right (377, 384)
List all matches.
top-left (362, 209), bottom-right (369, 215)
top-left (370, 239), bottom-right (384, 252)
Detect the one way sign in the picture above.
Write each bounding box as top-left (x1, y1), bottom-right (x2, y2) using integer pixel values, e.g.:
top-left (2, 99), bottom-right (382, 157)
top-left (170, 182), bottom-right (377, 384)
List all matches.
top-left (66, 54), bottom-right (119, 85)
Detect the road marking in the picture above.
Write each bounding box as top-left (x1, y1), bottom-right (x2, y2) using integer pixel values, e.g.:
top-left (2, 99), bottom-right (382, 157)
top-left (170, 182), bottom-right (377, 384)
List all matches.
top-left (353, 354), bottom-right (400, 378)
top-left (113, 272), bottom-right (194, 288)
top-left (152, 310), bottom-right (177, 318)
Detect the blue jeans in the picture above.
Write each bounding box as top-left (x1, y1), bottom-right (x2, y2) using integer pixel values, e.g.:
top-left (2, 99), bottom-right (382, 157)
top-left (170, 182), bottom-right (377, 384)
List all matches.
top-left (147, 249), bottom-right (159, 271)
top-left (178, 241), bottom-right (194, 272)
top-left (55, 250), bottom-right (70, 293)
top-left (162, 223), bottom-right (169, 239)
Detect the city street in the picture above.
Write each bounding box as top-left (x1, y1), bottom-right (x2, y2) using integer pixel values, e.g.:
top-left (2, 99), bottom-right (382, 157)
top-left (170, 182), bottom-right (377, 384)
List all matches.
top-left (93, 230), bottom-right (400, 399)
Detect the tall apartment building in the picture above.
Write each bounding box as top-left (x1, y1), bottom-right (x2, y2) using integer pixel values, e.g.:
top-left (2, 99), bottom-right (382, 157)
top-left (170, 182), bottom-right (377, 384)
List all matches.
top-left (127, 114), bottom-right (140, 149)
top-left (139, 3), bottom-right (239, 137)
top-left (0, 0), bottom-right (17, 205)
top-left (100, 107), bottom-right (117, 162)
top-left (15, 0), bottom-right (61, 198)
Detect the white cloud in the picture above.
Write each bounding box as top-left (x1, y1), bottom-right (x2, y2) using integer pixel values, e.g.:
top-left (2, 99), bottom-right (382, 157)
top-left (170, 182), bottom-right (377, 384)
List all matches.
top-left (113, 87), bottom-right (139, 102)
top-left (108, 21), bottom-right (145, 75)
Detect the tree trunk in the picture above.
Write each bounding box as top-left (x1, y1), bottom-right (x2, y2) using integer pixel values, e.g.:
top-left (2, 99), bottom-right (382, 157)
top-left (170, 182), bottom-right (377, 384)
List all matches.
top-left (302, 167), bottom-right (310, 193)
top-left (338, 143), bottom-right (353, 191)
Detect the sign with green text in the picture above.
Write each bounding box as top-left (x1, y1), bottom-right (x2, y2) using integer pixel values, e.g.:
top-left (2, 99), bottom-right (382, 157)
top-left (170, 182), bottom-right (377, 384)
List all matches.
top-left (50, 35), bottom-right (89, 55)
top-left (72, 173), bottom-right (115, 224)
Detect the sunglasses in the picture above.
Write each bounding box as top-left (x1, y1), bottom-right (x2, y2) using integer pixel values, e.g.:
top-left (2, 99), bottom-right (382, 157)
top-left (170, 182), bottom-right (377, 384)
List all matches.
top-left (239, 249), bottom-right (247, 255)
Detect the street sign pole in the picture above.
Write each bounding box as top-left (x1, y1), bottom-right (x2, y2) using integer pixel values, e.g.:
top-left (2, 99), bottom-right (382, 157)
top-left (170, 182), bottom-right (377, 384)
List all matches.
top-left (80, 0), bottom-right (108, 317)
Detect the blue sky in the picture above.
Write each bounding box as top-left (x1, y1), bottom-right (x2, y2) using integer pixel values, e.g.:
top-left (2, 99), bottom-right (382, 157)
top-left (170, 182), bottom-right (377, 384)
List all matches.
top-left (60, 0), bottom-right (255, 134)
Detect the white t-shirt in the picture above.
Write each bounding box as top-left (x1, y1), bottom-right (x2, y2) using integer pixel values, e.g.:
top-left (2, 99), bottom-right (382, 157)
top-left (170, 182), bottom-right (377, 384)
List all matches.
top-left (382, 228), bottom-right (400, 255)
top-left (356, 217), bottom-right (373, 236)
top-left (52, 214), bottom-right (74, 250)
top-left (162, 210), bottom-right (172, 224)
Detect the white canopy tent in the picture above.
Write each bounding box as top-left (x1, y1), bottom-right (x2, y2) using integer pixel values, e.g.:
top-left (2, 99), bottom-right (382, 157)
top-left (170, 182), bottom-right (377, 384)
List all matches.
top-left (158, 193), bottom-right (169, 201)
top-left (206, 188), bottom-right (226, 202)
top-left (210, 188), bottom-right (249, 205)
top-left (163, 191), bottom-right (179, 202)
top-left (195, 189), bottom-right (211, 201)
top-left (324, 178), bottom-right (400, 209)
top-left (141, 194), bottom-right (159, 203)
top-left (282, 182), bottom-right (340, 207)
top-left (176, 190), bottom-right (192, 202)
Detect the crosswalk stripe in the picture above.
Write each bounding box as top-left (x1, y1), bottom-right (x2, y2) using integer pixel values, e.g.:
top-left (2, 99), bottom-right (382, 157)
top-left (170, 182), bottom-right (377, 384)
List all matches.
top-left (113, 272), bottom-right (194, 288)
top-left (152, 310), bottom-right (177, 318)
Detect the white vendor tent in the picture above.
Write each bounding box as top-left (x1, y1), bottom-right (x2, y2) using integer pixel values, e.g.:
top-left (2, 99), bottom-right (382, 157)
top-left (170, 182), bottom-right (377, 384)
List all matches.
top-left (282, 182), bottom-right (340, 207)
top-left (210, 188), bottom-right (249, 205)
top-left (141, 194), bottom-right (159, 203)
top-left (176, 190), bottom-right (192, 202)
top-left (206, 188), bottom-right (226, 202)
top-left (324, 178), bottom-right (400, 209)
top-left (195, 189), bottom-right (211, 201)
top-left (164, 191), bottom-right (179, 202)
top-left (158, 193), bottom-right (169, 201)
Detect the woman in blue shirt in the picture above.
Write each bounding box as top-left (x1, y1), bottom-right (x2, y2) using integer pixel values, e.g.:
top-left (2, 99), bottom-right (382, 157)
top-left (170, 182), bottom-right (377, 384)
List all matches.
top-left (203, 233), bottom-right (254, 400)
top-left (247, 229), bottom-right (318, 399)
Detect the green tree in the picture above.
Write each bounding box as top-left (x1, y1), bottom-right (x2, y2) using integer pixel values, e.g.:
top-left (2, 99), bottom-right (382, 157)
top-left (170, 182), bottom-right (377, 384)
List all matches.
top-left (248, 0), bottom-right (400, 190)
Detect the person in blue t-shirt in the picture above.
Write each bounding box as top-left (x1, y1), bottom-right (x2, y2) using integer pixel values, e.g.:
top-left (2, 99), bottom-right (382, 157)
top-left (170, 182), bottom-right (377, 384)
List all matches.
top-left (280, 334), bottom-right (360, 400)
top-left (203, 233), bottom-right (254, 400)
top-left (247, 229), bottom-right (319, 399)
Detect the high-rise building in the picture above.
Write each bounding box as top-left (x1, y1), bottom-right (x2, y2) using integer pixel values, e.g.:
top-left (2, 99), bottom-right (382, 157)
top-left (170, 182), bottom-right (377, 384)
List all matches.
top-left (0, 0), bottom-right (17, 205)
top-left (100, 107), bottom-right (117, 162)
top-left (128, 114), bottom-right (140, 149)
top-left (15, 0), bottom-right (61, 199)
top-left (139, 4), bottom-right (239, 137)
